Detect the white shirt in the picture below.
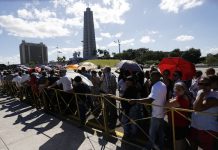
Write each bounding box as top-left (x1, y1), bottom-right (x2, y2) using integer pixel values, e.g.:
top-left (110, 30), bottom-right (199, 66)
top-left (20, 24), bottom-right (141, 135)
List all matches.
top-left (118, 79), bottom-right (126, 97)
top-left (148, 81), bottom-right (167, 118)
top-left (56, 75), bottom-right (73, 92)
top-left (12, 75), bottom-right (22, 87)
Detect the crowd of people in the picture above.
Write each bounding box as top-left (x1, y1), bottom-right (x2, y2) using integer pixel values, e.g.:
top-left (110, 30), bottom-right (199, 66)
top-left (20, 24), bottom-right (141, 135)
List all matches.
top-left (0, 65), bottom-right (218, 150)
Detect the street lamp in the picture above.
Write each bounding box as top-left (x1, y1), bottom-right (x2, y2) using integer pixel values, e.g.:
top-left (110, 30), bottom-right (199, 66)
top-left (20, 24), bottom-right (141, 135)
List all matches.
top-left (56, 45), bottom-right (59, 60)
top-left (114, 39), bottom-right (121, 54)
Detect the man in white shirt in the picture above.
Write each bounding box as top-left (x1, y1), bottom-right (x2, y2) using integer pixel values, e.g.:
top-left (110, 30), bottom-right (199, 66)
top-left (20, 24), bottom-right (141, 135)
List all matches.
top-left (48, 69), bottom-right (73, 114)
top-left (130, 71), bottom-right (167, 150)
top-left (48, 69), bottom-right (73, 93)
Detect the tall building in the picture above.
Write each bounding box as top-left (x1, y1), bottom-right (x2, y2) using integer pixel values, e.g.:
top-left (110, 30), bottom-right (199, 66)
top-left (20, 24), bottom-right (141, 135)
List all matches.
top-left (83, 7), bottom-right (97, 59)
top-left (19, 40), bottom-right (48, 65)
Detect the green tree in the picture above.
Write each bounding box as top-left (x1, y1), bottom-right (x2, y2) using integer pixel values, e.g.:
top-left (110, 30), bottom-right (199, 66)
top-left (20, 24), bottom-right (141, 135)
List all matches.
top-left (57, 56), bottom-right (66, 63)
top-left (182, 48), bottom-right (201, 64)
top-left (206, 54), bottom-right (218, 65)
top-left (97, 49), bottom-right (110, 58)
top-left (169, 49), bottom-right (182, 57)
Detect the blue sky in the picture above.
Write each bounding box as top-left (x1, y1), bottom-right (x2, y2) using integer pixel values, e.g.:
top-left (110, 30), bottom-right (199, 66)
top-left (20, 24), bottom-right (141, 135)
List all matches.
top-left (0, 0), bottom-right (218, 64)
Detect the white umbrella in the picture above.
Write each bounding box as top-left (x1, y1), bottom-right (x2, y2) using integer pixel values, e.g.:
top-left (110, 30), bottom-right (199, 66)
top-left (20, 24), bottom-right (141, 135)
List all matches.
top-left (79, 62), bottom-right (97, 70)
top-left (66, 70), bottom-right (93, 86)
top-left (41, 65), bottom-right (52, 71)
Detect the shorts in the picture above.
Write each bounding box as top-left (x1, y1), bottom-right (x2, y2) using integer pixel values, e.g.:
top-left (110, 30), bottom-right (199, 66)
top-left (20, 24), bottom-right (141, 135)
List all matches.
top-left (188, 127), bottom-right (218, 150)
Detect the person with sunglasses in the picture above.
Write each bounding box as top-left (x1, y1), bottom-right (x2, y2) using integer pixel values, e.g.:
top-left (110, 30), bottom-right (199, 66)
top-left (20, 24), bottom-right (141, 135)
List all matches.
top-left (189, 77), bottom-right (218, 150)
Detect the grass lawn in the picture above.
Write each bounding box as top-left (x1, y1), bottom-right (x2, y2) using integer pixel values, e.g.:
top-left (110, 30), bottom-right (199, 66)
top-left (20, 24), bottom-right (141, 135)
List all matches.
top-left (84, 59), bottom-right (120, 67)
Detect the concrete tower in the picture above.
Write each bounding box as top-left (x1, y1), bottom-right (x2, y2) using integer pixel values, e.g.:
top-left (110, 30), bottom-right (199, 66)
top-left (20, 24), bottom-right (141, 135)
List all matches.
top-left (83, 7), bottom-right (96, 59)
top-left (19, 40), bottom-right (48, 65)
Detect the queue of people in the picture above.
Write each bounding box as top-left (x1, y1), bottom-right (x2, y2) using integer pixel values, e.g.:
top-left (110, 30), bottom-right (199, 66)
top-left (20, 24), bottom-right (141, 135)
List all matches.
top-left (0, 66), bottom-right (218, 150)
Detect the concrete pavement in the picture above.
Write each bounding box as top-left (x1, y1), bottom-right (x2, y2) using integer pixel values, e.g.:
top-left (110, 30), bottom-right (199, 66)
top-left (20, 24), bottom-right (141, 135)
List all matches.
top-left (0, 95), bottom-right (141, 150)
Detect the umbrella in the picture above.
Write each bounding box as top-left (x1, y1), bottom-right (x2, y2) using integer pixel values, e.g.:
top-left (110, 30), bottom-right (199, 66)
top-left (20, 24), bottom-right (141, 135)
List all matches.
top-left (66, 70), bottom-right (93, 86)
top-left (117, 60), bottom-right (143, 72)
top-left (158, 57), bottom-right (196, 80)
top-left (66, 64), bottom-right (79, 70)
top-left (78, 62), bottom-right (97, 70)
top-left (41, 65), bottom-right (52, 71)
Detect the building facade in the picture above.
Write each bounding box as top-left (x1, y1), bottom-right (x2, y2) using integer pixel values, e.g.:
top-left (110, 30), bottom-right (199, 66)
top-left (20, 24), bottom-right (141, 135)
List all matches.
top-left (83, 7), bottom-right (97, 59)
top-left (19, 40), bottom-right (48, 65)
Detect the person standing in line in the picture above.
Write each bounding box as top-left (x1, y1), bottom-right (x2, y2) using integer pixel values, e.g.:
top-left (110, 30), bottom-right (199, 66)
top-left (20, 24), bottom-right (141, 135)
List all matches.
top-left (121, 76), bottom-right (140, 137)
top-left (100, 67), bottom-right (117, 129)
top-left (73, 76), bottom-right (91, 126)
top-left (162, 69), bottom-right (174, 100)
top-left (130, 71), bottom-right (167, 150)
top-left (166, 82), bottom-right (191, 150)
top-left (205, 68), bottom-right (216, 76)
top-left (189, 77), bottom-right (218, 150)
top-left (189, 70), bottom-right (203, 99)
top-left (48, 69), bottom-right (73, 113)
top-left (48, 69), bottom-right (73, 93)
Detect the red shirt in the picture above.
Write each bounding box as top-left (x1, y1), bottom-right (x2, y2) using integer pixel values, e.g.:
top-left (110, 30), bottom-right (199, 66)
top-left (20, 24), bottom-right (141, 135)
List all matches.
top-left (168, 96), bottom-right (190, 127)
top-left (29, 75), bottom-right (39, 94)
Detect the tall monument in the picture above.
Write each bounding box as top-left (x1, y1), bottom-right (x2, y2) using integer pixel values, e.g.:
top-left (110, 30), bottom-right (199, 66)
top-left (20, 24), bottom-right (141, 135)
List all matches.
top-left (83, 7), bottom-right (96, 59)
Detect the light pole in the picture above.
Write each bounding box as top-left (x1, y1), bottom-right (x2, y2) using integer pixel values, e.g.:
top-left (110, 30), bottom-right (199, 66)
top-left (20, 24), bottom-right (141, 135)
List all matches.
top-left (114, 39), bottom-right (121, 54)
top-left (56, 45), bottom-right (59, 60)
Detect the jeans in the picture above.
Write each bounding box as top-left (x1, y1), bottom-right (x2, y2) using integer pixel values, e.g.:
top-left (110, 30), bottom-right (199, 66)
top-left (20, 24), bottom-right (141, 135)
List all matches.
top-left (122, 104), bottom-right (142, 136)
top-left (146, 117), bottom-right (165, 150)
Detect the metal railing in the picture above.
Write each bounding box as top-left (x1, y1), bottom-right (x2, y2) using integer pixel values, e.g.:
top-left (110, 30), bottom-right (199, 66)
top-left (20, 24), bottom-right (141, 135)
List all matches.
top-left (0, 81), bottom-right (217, 150)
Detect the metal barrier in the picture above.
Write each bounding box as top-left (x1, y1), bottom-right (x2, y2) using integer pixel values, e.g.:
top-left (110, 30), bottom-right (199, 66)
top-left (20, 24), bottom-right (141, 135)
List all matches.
top-left (0, 82), bottom-right (218, 150)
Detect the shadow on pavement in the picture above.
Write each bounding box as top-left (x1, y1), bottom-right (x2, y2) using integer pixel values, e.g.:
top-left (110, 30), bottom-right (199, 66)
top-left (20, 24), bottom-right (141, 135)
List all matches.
top-left (0, 93), bottom-right (142, 150)
top-left (39, 122), bottom-right (85, 150)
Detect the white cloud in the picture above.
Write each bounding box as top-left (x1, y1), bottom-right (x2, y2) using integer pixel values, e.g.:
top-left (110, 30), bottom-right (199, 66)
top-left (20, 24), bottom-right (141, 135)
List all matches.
top-left (108, 42), bottom-right (117, 47)
top-left (33, 9), bottom-right (56, 20)
top-left (0, 15), bottom-right (72, 38)
top-left (140, 35), bottom-right (155, 44)
top-left (0, 0), bottom-right (129, 39)
top-left (17, 8), bottom-right (56, 20)
top-left (159, 0), bottom-right (204, 13)
top-left (108, 38), bottom-right (135, 47)
top-left (114, 32), bottom-right (123, 38)
top-left (53, 0), bottom-right (130, 24)
top-left (96, 44), bottom-right (106, 49)
top-left (96, 37), bottom-right (103, 41)
top-left (206, 48), bottom-right (218, 55)
top-left (0, 29), bottom-right (2, 34)
top-left (175, 35), bottom-right (194, 42)
top-left (0, 6), bottom-right (83, 39)
top-left (48, 46), bottom-right (83, 60)
top-left (17, 9), bottom-right (33, 19)
top-left (148, 30), bottom-right (159, 35)
top-left (100, 32), bottom-right (112, 38)
top-left (100, 32), bottom-right (123, 38)
top-left (0, 54), bottom-right (20, 64)
top-left (121, 38), bottom-right (135, 45)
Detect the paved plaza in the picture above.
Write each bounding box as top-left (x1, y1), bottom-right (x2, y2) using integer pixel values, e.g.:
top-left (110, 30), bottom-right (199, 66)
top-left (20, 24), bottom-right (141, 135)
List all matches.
top-left (0, 95), bottom-right (140, 150)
